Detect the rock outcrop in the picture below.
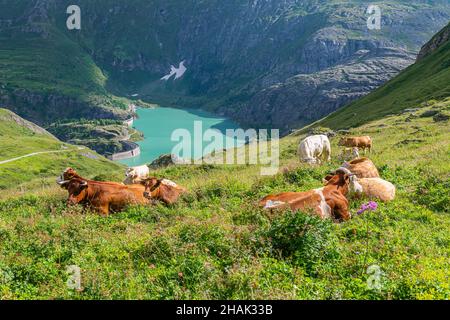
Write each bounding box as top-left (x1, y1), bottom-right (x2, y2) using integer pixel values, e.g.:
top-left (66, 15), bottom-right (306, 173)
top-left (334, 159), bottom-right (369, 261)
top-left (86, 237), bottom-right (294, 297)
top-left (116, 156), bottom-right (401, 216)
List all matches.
top-left (224, 47), bottom-right (416, 133)
top-left (149, 154), bottom-right (190, 169)
top-left (0, 108), bottom-right (56, 138)
top-left (417, 23), bottom-right (450, 61)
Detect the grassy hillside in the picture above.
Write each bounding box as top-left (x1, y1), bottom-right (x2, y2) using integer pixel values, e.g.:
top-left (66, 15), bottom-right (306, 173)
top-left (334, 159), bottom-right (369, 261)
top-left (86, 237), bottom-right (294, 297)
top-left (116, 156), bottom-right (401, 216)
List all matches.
top-left (309, 24), bottom-right (450, 130)
top-left (0, 18), bottom-right (130, 119)
top-left (0, 102), bottom-right (448, 299)
top-left (0, 108), bottom-right (123, 194)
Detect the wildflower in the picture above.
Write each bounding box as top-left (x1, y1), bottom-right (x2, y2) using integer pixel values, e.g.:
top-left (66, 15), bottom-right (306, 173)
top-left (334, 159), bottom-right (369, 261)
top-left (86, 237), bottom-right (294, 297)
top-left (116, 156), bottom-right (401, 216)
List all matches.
top-left (368, 201), bottom-right (378, 211)
top-left (357, 201), bottom-right (378, 215)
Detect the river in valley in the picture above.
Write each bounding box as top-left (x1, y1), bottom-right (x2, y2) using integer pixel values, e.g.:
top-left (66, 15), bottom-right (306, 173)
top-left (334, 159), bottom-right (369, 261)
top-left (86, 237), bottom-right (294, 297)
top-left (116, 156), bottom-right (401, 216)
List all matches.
top-left (118, 107), bottom-right (246, 167)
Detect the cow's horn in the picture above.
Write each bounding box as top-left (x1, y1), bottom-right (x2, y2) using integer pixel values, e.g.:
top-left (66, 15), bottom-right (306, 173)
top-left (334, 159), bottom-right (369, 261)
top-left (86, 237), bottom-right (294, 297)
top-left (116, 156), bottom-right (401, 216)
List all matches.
top-left (80, 181), bottom-right (88, 186)
top-left (57, 180), bottom-right (70, 186)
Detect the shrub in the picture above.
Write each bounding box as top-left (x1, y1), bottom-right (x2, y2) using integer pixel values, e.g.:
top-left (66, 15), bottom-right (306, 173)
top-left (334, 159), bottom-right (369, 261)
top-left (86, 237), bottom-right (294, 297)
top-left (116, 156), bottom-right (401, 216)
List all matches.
top-left (283, 167), bottom-right (325, 186)
top-left (414, 176), bottom-right (450, 212)
top-left (263, 211), bottom-right (338, 275)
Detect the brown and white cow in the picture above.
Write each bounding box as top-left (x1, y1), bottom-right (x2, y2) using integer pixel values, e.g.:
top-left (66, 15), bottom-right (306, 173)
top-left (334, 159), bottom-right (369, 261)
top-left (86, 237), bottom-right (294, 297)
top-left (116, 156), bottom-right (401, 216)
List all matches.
top-left (60, 178), bottom-right (149, 216)
top-left (339, 136), bottom-right (372, 154)
top-left (259, 170), bottom-right (352, 222)
top-left (141, 178), bottom-right (187, 205)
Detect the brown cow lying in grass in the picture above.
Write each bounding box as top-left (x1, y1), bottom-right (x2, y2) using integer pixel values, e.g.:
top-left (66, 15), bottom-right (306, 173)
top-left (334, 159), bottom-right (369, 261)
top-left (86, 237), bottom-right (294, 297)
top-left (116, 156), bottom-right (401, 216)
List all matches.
top-left (57, 167), bottom-right (124, 189)
top-left (259, 170), bottom-right (352, 222)
top-left (140, 178), bottom-right (187, 205)
top-left (59, 178), bottom-right (149, 216)
top-left (57, 169), bottom-right (186, 214)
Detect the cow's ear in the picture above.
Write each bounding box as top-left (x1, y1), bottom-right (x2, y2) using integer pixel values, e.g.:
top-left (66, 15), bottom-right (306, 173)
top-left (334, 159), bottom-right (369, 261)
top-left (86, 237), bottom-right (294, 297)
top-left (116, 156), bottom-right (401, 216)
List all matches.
top-left (323, 175), bottom-right (333, 184)
top-left (150, 179), bottom-right (163, 192)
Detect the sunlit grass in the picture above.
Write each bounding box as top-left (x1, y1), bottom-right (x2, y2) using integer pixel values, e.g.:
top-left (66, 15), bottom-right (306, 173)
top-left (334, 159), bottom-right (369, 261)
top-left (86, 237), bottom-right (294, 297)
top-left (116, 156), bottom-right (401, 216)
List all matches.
top-left (0, 102), bottom-right (448, 299)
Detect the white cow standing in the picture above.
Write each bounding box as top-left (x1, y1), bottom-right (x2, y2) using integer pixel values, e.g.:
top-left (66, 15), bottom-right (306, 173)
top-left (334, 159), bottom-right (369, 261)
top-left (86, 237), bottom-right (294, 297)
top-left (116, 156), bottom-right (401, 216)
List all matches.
top-left (298, 135), bottom-right (331, 164)
top-left (123, 165), bottom-right (150, 185)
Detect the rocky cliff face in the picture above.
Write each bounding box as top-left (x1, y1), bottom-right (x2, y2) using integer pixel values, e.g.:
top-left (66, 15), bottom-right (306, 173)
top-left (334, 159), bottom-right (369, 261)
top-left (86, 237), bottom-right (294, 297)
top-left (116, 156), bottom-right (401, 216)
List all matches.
top-left (1, 0), bottom-right (450, 136)
top-left (417, 23), bottom-right (450, 60)
top-left (0, 88), bottom-right (128, 126)
top-left (225, 47), bottom-right (416, 133)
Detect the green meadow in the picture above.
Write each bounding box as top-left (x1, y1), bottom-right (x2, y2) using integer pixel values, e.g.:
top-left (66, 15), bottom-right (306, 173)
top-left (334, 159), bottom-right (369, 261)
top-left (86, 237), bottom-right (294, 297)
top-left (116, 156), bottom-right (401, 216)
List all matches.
top-left (0, 108), bottom-right (123, 193)
top-left (0, 101), bottom-right (448, 299)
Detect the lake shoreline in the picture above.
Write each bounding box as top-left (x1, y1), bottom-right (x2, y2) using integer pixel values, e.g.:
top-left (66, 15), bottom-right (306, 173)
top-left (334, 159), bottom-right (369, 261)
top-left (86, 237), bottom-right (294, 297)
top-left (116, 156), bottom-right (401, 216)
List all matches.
top-left (116, 106), bottom-right (245, 167)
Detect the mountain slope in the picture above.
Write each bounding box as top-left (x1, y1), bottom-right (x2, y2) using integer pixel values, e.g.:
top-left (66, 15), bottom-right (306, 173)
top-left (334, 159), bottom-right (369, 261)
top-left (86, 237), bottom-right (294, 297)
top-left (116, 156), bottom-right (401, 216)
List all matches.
top-left (0, 108), bottom-right (123, 192)
top-left (307, 22), bottom-right (450, 130)
top-left (1, 0), bottom-right (450, 133)
top-left (0, 0), bottom-right (130, 125)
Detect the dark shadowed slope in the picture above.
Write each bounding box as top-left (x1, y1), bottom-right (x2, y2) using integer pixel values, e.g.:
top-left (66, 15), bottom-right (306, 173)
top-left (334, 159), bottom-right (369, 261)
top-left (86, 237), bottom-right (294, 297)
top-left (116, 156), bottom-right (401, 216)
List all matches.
top-left (306, 23), bottom-right (450, 130)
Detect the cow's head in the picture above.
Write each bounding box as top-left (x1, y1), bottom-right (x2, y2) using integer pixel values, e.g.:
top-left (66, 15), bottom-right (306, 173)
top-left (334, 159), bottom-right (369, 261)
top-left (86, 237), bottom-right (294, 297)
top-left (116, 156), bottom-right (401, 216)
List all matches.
top-left (62, 178), bottom-right (89, 205)
top-left (324, 168), bottom-right (355, 194)
top-left (141, 177), bottom-right (163, 199)
top-left (125, 168), bottom-right (138, 179)
top-left (57, 168), bottom-right (80, 189)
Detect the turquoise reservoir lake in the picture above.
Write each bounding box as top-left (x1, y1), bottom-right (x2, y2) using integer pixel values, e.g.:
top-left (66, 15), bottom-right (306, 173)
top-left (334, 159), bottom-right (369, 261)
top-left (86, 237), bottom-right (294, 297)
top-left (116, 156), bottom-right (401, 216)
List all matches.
top-left (119, 107), bottom-right (246, 167)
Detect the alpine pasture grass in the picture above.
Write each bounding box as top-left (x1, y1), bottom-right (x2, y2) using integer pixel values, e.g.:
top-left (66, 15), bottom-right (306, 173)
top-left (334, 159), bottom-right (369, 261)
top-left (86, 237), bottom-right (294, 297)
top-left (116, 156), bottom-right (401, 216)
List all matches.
top-left (0, 106), bottom-right (448, 300)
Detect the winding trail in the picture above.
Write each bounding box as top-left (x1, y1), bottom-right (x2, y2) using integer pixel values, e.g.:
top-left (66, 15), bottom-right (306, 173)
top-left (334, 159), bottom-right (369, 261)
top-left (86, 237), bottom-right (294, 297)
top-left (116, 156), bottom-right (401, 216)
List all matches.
top-left (0, 147), bottom-right (85, 165)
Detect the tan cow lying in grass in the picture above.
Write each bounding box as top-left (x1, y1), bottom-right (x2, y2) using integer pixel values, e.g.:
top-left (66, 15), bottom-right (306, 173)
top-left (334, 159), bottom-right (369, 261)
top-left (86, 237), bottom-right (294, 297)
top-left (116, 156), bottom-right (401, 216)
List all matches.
top-left (354, 178), bottom-right (396, 202)
top-left (259, 170), bottom-right (353, 222)
top-left (140, 178), bottom-right (187, 205)
top-left (326, 167), bottom-right (396, 202)
top-left (341, 157), bottom-right (380, 178)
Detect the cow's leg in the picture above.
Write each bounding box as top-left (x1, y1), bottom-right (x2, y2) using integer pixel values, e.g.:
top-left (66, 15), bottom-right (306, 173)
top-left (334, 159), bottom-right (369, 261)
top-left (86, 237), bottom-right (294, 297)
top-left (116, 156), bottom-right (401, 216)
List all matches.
top-left (334, 201), bottom-right (351, 222)
top-left (98, 204), bottom-right (110, 217)
top-left (325, 149), bottom-right (331, 162)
